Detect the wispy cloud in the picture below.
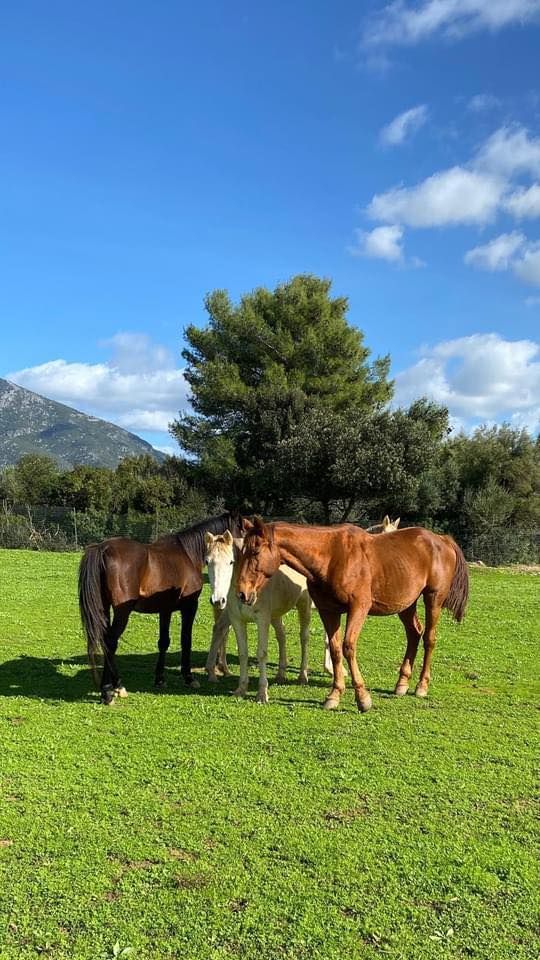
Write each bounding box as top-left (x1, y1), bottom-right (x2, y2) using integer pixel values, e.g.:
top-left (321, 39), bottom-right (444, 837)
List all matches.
top-left (465, 233), bottom-right (540, 286)
top-left (6, 333), bottom-right (189, 436)
top-left (364, 1), bottom-right (540, 48)
top-left (467, 93), bottom-right (502, 112)
top-left (464, 232), bottom-right (526, 271)
top-left (380, 104), bottom-right (428, 146)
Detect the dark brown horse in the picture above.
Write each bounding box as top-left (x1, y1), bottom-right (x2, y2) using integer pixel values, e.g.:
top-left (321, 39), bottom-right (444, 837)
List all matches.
top-left (79, 512), bottom-right (242, 704)
top-left (236, 518), bottom-right (469, 713)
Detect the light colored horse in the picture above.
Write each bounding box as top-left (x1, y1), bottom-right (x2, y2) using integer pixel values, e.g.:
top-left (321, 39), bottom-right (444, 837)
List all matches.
top-left (204, 531), bottom-right (312, 704)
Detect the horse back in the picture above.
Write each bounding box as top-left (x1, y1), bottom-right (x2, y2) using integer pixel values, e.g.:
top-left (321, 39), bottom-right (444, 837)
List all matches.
top-left (139, 540), bottom-right (203, 599)
top-left (98, 536), bottom-right (202, 605)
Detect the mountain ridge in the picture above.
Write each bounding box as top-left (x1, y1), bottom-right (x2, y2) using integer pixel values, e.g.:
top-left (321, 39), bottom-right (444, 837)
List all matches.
top-left (0, 378), bottom-right (164, 469)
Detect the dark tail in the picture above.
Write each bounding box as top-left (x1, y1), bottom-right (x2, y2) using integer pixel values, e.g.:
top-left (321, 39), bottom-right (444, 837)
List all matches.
top-left (442, 537), bottom-right (469, 623)
top-left (78, 544), bottom-right (109, 684)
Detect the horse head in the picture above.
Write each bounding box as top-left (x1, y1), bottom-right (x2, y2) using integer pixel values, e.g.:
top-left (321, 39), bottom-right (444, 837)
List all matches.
top-left (236, 516), bottom-right (280, 606)
top-left (205, 529), bottom-right (236, 609)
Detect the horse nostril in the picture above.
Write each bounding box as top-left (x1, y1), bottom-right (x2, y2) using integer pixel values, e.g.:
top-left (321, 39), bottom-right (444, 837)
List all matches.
top-left (238, 591), bottom-right (246, 603)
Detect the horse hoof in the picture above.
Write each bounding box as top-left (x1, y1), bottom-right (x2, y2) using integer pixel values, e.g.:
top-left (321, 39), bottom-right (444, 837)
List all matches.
top-left (394, 682), bottom-right (409, 697)
top-left (415, 684), bottom-right (429, 698)
top-left (231, 687), bottom-right (247, 698)
top-left (274, 673), bottom-right (287, 684)
top-left (183, 676), bottom-right (200, 690)
top-left (356, 691), bottom-right (372, 713)
top-left (154, 680), bottom-right (166, 690)
top-left (323, 696), bottom-right (340, 711)
top-left (207, 674), bottom-right (219, 684)
top-left (256, 692), bottom-right (269, 705)
top-left (298, 674), bottom-right (309, 686)
top-left (115, 686), bottom-right (128, 698)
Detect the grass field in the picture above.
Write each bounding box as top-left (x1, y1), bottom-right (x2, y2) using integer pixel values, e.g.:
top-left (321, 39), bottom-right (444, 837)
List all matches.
top-left (0, 549), bottom-right (538, 960)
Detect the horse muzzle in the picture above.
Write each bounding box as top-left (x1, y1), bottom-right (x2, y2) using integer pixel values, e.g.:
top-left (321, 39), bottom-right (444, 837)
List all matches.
top-left (211, 596), bottom-right (227, 610)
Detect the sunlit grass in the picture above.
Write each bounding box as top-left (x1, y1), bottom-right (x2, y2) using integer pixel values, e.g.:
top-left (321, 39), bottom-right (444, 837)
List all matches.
top-left (0, 550), bottom-right (538, 959)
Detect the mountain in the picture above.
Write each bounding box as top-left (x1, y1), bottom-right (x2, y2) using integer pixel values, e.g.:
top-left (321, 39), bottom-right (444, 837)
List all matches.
top-left (0, 378), bottom-right (164, 469)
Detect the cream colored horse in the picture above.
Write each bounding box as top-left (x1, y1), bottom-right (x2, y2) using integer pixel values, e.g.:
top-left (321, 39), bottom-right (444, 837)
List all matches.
top-left (205, 531), bottom-right (312, 704)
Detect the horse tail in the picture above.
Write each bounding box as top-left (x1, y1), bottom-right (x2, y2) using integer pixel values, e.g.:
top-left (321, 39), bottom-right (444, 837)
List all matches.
top-left (442, 537), bottom-right (469, 623)
top-left (78, 543), bottom-right (109, 683)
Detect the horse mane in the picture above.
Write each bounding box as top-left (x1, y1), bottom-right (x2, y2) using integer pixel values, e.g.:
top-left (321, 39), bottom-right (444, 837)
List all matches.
top-left (163, 513), bottom-right (241, 567)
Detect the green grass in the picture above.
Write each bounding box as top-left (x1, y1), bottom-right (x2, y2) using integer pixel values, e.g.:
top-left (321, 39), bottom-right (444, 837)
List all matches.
top-left (0, 549), bottom-right (538, 960)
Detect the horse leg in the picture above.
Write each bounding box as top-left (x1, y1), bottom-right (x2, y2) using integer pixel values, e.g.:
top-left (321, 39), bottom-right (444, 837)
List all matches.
top-left (297, 595), bottom-right (311, 685)
top-left (179, 593), bottom-right (200, 689)
top-left (231, 620), bottom-right (249, 697)
top-left (255, 617), bottom-right (271, 705)
top-left (415, 594), bottom-right (442, 698)
top-left (155, 610), bottom-right (172, 689)
top-left (101, 606), bottom-right (131, 705)
top-left (342, 603), bottom-right (372, 713)
top-left (394, 602), bottom-right (423, 696)
top-left (318, 609), bottom-right (345, 710)
top-left (206, 606), bottom-right (230, 682)
top-left (271, 618), bottom-right (288, 683)
top-left (324, 632), bottom-right (347, 676)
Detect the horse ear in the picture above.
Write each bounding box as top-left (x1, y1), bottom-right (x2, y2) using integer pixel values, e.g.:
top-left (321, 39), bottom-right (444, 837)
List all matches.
top-left (233, 537), bottom-right (244, 553)
top-left (395, 518), bottom-right (400, 528)
top-left (223, 529), bottom-right (233, 545)
top-left (241, 517), bottom-right (254, 532)
top-left (382, 515), bottom-right (390, 529)
top-left (204, 532), bottom-right (215, 547)
top-left (252, 515), bottom-right (266, 534)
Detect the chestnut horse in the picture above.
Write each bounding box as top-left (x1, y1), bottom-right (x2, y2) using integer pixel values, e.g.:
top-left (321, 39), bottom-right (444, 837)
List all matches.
top-left (236, 518), bottom-right (469, 713)
top-left (79, 512), bottom-right (242, 704)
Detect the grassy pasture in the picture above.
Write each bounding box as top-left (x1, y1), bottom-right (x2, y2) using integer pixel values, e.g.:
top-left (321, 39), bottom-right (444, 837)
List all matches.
top-left (0, 549), bottom-right (538, 960)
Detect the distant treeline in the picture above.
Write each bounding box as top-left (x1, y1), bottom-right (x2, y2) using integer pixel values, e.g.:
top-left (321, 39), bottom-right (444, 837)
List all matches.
top-left (1, 423), bottom-right (539, 566)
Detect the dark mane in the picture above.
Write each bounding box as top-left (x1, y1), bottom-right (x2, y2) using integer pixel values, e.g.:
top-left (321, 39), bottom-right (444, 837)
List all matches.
top-left (157, 512), bottom-right (241, 567)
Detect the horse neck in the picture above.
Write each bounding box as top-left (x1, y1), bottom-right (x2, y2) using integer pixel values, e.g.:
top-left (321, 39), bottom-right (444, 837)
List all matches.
top-left (272, 524), bottom-right (325, 581)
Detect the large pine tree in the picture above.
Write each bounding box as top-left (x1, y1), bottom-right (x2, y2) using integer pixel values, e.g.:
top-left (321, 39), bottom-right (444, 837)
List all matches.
top-left (171, 274), bottom-right (392, 509)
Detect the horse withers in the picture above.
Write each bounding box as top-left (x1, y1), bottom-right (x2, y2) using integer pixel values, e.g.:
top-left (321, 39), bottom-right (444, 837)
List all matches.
top-left (205, 531), bottom-right (312, 704)
top-left (79, 513), bottom-right (242, 704)
top-left (236, 518), bottom-right (469, 713)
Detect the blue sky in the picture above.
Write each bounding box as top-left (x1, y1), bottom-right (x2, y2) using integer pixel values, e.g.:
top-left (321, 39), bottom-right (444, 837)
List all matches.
top-left (2, 0), bottom-right (540, 451)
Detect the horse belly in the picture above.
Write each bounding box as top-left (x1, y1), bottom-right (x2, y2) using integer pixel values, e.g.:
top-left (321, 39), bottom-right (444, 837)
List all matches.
top-left (369, 570), bottom-right (426, 616)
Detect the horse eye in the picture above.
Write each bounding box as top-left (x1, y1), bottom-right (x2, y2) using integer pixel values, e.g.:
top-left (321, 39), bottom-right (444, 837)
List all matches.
top-left (229, 560), bottom-right (234, 565)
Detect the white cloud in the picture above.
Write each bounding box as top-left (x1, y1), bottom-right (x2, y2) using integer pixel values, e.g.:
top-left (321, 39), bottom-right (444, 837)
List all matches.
top-left (394, 334), bottom-right (540, 431)
top-left (6, 333), bottom-right (190, 436)
top-left (525, 295), bottom-right (540, 305)
top-left (350, 224), bottom-right (405, 261)
top-left (504, 183), bottom-right (540, 218)
top-left (367, 166), bottom-right (504, 227)
top-left (464, 232), bottom-right (526, 271)
top-left (364, 1), bottom-right (540, 47)
top-left (475, 125), bottom-right (540, 177)
top-left (380, 104), bottom-right (428, 146)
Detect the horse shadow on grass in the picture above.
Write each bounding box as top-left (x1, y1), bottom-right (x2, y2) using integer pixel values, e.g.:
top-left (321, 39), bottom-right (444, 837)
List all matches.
top-left (0, 649), bottom-right (346, 704)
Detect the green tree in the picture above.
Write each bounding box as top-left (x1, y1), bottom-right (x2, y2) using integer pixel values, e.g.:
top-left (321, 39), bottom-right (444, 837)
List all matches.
top-left (276, 400), bottom-right (450, 522)
top-left (10, 454), bottom-right (60, 505)
top-left (172, 274), bottom-right (392, 508)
